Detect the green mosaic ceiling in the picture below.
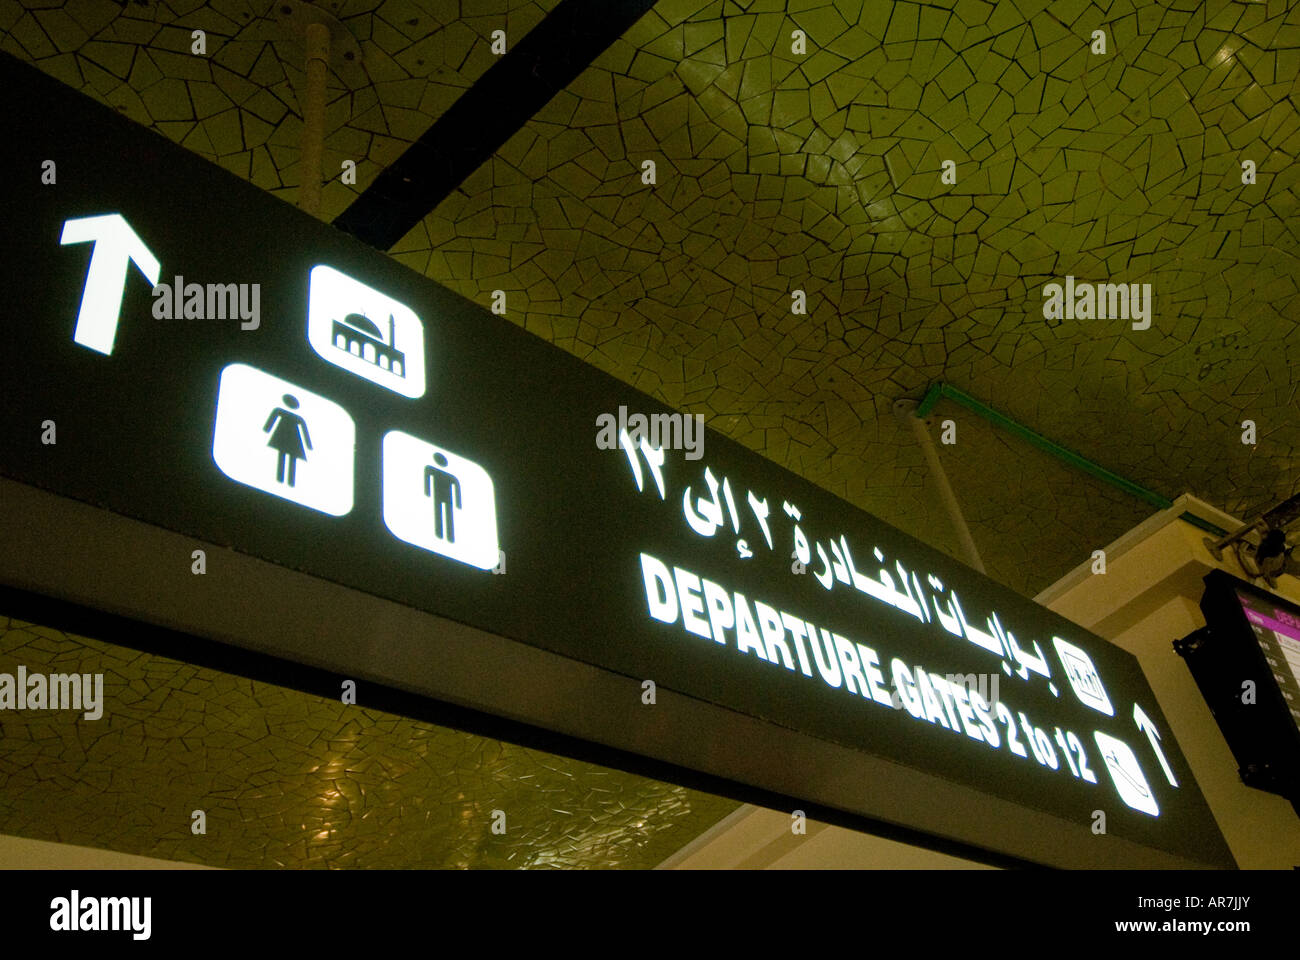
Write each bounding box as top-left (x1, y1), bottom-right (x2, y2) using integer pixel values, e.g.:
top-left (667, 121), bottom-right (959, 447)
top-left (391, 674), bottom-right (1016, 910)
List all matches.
top-left (0, 615), bottom-right (737, 868)
top-left (399, 0), bottom-right (1300, 596)
top-left (0, 0), bottom-right (562, 216)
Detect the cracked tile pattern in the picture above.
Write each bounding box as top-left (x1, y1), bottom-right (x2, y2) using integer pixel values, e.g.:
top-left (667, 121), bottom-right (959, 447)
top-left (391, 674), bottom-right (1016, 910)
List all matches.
top-left (0, 0), bottom-right (559, 219)
top-left (0, 615), bottom-right (738, 868)
top-left (394, 0), bottom-right (1300, 595)
top-left (3, 0), bottom-right (1299, 594)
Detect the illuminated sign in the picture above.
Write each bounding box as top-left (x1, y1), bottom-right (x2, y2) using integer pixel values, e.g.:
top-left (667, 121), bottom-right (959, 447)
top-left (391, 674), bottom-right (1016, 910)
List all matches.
top-left (625, 444), bottom-right (1183, 820)
top-left (212, 363), bottom-right (356, 517)
top-left (382, 430), bottom-right (499, 570)
top-left (0, 54), bottom-right (1233, 868)
top-left (307, 265), bottom-right (426, 398)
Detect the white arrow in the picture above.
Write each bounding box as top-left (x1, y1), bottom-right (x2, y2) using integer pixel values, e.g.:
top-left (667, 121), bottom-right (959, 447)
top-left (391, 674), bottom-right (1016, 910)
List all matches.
top-left (60, 213), bottom-right (160, 355)
top-left (1133, 701), bottom-right (1179, 787)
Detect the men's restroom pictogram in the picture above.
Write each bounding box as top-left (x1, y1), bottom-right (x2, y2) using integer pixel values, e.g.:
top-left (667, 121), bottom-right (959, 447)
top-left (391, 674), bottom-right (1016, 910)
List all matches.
top-left (383, 430), bottom-right (498, 569)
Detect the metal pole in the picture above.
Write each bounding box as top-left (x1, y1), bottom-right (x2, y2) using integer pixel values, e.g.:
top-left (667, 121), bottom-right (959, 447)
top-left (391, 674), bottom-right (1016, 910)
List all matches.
top-left (298, 21), bottom-right (330, 216)
top-left (894, 399), bottom-right (986, 573)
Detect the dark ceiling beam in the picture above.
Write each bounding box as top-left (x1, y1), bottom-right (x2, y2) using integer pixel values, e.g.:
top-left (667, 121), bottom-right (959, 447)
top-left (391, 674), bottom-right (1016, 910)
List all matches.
top-left (333, 0), bottom-right (659, 250)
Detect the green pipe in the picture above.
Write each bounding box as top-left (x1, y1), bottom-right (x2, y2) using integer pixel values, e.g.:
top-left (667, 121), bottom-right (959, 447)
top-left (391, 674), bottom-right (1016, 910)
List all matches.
top-left (915, 383), bottom-right (1228, 537)
top-left (1176, 511), bottom-right (1229, 538)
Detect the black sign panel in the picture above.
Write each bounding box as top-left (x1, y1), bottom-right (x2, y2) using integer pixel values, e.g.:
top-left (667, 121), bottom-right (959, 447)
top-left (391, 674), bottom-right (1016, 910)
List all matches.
top-left (0, 54), bottom-right (1234, 867)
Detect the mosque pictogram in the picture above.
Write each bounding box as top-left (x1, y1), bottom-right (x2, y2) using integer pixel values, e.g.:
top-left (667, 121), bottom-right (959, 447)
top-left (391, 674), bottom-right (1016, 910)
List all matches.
top-left (306, 265), bottom-right (426, 398)
top-left (331, 311), bottom-right (405, 377)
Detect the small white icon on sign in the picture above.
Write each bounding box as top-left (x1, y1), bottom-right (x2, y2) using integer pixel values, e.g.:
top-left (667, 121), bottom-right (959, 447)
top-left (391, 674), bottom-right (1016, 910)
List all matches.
top-left (1053, 636), bottom-right (1114, 716)
top-left (307, 264), bottom-right (425, 398)
top-left (382, 430), bottom-right (498, 569)
top-left (212, 363), bottom-right (355, 516)
top-left (1093, 731), bottom-right (1159, 817)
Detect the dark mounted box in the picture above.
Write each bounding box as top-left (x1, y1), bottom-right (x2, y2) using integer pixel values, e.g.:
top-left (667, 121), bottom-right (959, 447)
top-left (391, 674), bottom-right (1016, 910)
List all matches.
top-left (1177, 570), bottom-right (1300, 809)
